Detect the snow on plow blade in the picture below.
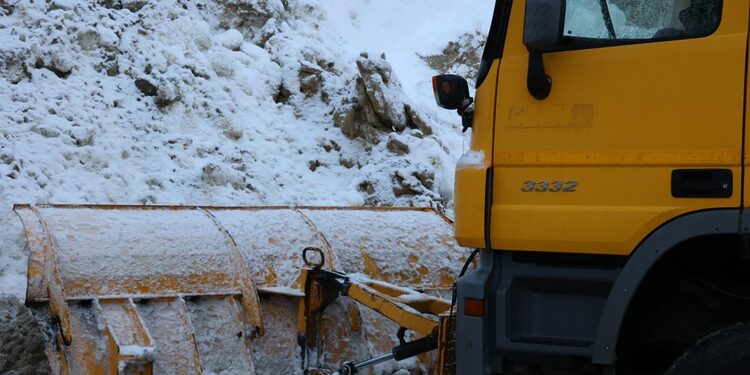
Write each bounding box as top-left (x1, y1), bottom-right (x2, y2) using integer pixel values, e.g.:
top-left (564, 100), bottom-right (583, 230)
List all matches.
top-left (14, 204), bottom-right (467, 374)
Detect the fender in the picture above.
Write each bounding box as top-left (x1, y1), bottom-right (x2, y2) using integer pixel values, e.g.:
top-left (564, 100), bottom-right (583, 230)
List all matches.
top-left (591, 209), bottom-right (741, 365)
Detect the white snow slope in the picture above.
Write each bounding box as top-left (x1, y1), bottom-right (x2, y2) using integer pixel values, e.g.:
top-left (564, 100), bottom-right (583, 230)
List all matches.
top-left (0, 0), bottom-right (493, 297)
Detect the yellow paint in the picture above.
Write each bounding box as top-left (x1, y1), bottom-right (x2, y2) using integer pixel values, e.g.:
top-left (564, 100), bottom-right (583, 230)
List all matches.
top-left (491, 166), bottom-right (742, 254)
top-left (346, 283), bottom-right (441, 336)
top-left (473, 0), bottom-right (749, 255)
top-left (454, 59), bottom-right (500, 248)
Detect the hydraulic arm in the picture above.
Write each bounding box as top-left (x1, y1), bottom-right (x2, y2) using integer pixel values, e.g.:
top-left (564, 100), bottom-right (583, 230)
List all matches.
top-left (297, 247), bottom-right (456, 374)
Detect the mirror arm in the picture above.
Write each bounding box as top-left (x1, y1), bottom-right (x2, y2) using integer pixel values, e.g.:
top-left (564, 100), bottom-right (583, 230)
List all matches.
top-left (457, 98), bottom-right (474, 133)
top-left (527, 51), bottom-right (552, 100)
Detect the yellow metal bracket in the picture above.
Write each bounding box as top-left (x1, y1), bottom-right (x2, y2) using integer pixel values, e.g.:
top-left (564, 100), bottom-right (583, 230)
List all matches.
top-left (14, 205), bottom-right (73, 346)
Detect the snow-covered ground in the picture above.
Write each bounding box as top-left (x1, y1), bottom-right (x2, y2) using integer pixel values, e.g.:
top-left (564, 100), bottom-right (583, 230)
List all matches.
top-left (0, 0), bottom-right (492, 299)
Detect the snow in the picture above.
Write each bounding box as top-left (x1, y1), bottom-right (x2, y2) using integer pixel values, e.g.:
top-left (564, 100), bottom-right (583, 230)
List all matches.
top-left (456, 150), bottom-right (485, 169)
top-left (119, 344), bottom-right (155, 358)
top-left (0, 0), bottom-right (492, 299)
top-left (349, 273), bottom-right (445, 305)
top-left (217, 29), bottom-right (245, 51)
top-left (256, 286), bottom-right (305, 297)
top-left (565, 0), bottom-right (668, 39)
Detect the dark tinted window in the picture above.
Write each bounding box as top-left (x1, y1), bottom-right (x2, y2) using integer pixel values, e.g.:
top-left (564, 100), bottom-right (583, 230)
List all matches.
top-left (563, 0), bottom-right (721, 47)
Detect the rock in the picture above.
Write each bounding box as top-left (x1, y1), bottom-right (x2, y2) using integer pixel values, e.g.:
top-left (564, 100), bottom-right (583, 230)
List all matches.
top-left (122, 0), bottom-right (147, 12)
top-left (339, 157), bottom-right (355, 169)
top-left (106, 61), bottom-right (119, 76)
top-left (68, 128), bottom-right (95, 147)
top-left (0, 296), bottom-right (52, 375)
top-left (356, 55), bottom-right (408, 132)
top-left (0, 154), bottom-right (14, 165)
top-left (101, 0), bottom-right (147, 12)
top-left (217, 29), bottom-right (244, 51)
top-left (217, 0), bottom-right (276, 35)
top-left (211, 58), bottom-right (234, 78)
top-left (97, 28), bottom-right (120, 51)
top-left (333, 106), bottom-right (359, 139)
top-left (51, 52), bottom-right (74, 75)
top-left (145, 178), bottom-right (163, 188)
top-left (2, 56), bottom-right (30, 84)
top-left (135, 78), bottom-right (157, 96)
top-left (386, 137), bottom-right (409, 155)
top-left (415, 170), bottom-right (435, 190)
top-left (333, 103), bottom-right (379, 142)
top-left (357, 180), bottom-right (376, 195)
top-left (195, 35), bottom-right (212, 52)
top-left (299, 65), bottom-right (322, 97)
top-left (0, 1), bottom-right (13, 15)
top-left (273, 84), bottom-right (291, 104)
top-left (49, 0), bottom-right (75, 10)
top-left (355, 78), bottom-right (389, 132)
top-left (307, 160), bottom-right (322, 171)
top-left (224, 128), bottom-right (243, 141)
top-left (156, 80), bottom-right (180, 107)
top-left (36, 51), bottom-right (75, 78)
top-left (254, 18), bottom-right (278, 48)
top-left (77, 30), bottom-right (100, 51)
top-left (421, 32), bottom-right (485, 82)
top-left (30, 126), bottom-right (60, 138)
top-left (391, 168), bottom-right (435, 197)
top-left (392, 173), bottom-right (423, 197)
top-left (201, 163), bottom-right (228, 187)
top-left (201, 163), bottom-right (249, 191)
top-left (404, 104), bottom-right (432, 136)
top-left (335, 54), bottom-right (434, 143)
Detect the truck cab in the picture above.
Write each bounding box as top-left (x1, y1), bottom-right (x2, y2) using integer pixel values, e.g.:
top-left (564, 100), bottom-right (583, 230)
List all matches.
top-left (448, 0), bottom-right (750, 373)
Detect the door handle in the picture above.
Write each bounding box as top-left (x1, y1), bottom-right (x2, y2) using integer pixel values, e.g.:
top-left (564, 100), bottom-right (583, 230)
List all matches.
top-left (671, 169), bottom-right (732, 198)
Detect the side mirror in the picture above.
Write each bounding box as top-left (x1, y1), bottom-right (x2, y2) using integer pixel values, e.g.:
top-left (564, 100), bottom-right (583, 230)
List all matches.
top-left (432, 74), bottom-right (474, 132)
top-left (523, 0), bottom-right (566, 52)
top-left (432, 74), bottom-right (472, 111)
top-left (523, 0), bottom-right (565, 101)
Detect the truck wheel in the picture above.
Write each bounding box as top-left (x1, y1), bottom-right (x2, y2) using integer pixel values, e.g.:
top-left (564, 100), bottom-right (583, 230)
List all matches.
top-left (665, 322), bottom-right (750, 375)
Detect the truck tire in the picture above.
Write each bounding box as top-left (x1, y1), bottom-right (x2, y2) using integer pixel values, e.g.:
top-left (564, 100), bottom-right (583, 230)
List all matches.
top-left (665, 322), bottom-right (750, 375)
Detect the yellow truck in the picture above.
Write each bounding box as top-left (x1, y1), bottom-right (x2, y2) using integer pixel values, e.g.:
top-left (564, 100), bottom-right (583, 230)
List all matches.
top-left (13, 0), bottom-right (750, 374)
top-left (444, 0), bottom-right (750, 373)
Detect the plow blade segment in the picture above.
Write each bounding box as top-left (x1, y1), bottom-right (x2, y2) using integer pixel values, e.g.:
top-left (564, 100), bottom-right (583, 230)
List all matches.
top-left (14, 204), bottom-right (469, 374)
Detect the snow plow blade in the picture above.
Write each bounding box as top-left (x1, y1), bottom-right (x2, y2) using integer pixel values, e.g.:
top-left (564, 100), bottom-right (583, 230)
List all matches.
top-left (14, 204), bottom-right (468, 374)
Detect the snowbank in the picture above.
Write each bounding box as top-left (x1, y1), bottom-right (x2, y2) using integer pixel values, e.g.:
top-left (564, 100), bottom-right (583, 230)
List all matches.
top-left (0, 0), bottom-right (492, 295)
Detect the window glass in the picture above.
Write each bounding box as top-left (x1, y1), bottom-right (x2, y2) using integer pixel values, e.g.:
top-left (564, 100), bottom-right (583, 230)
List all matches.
top-left (564, 0), bottom-right (721, 42)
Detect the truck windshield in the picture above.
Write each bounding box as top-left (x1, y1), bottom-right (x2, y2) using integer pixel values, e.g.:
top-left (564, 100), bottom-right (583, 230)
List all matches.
top-left (564, 0), bottom-right (721, 41)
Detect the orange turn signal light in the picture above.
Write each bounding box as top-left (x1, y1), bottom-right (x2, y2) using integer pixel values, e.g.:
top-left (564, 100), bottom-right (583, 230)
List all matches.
top-left (441, 81), bottom-right (452, 95)
top-left (432, 76), bottom-right (438, 93)
top-left (464, 298), bottom-right (485, 317)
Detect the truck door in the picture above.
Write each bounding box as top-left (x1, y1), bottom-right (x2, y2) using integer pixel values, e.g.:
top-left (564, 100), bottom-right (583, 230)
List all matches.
top-left (490, 0), bottom-right (748, 255)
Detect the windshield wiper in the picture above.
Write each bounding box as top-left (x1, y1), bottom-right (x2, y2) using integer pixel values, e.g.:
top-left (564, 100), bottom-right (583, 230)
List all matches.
top-left (598, 0), bottom-right (617, 39)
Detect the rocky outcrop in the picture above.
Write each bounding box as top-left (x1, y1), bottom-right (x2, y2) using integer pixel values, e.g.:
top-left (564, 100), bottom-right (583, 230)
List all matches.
top-left (421, 31), bottom-right (485, 83)
top-left (334, 53), bottom-right (433, 144)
